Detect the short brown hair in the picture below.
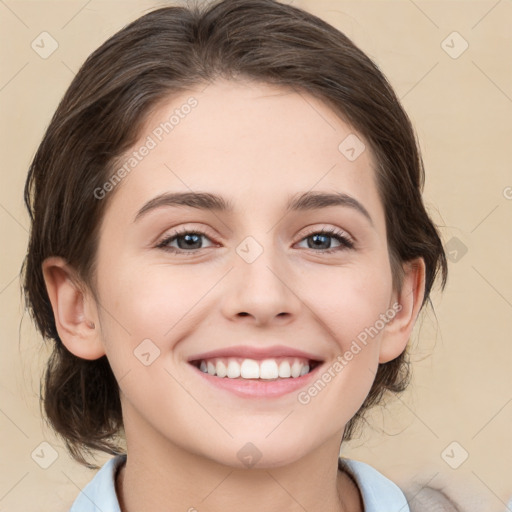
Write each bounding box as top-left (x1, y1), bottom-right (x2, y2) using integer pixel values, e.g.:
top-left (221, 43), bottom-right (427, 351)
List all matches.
top-left (22, 0), bottom-right (448, 468)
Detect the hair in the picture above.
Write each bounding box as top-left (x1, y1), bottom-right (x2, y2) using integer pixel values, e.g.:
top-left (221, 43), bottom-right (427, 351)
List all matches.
top-left (22, 0), bottom-right (448, 468)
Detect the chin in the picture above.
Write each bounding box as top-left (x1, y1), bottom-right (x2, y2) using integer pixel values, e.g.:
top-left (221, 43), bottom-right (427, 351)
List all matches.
top-left (204, 434), bottom-right (317, 470)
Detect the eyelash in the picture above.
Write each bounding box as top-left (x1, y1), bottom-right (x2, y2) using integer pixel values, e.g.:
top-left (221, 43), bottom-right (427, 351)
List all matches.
top-left (156, 226), bottom-right (355, 256)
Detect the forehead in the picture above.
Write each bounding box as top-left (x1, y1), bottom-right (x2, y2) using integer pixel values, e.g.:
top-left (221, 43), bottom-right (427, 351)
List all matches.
top-left (105, 79), bottom-right (385, 227)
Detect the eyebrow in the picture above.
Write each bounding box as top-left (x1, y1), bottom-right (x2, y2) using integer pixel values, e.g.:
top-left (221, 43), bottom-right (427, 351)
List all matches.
top-left (134, 190), bottom-right (374, 226)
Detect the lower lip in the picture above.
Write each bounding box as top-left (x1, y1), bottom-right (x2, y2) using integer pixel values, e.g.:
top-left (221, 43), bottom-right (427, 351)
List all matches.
top-left (188, 362), bottom-right (323, 398)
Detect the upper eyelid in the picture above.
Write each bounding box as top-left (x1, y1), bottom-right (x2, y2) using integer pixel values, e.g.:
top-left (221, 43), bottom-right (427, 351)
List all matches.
top-left (158, 224), bottom-right (352, 237)
top-left (302, 225), bottom-right (352, 239)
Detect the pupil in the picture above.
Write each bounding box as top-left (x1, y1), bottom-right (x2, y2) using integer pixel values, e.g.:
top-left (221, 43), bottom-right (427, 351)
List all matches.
top-left (310, 233), bottom-right (329, 250)
top-left (179, 233), bottom-right (201, 250)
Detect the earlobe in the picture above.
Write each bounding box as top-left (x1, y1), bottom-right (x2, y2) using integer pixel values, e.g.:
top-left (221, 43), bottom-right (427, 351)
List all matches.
top-left (378, 258), bottom-right (426, 363)
top-left (42, 256), bottom-right (105, 360)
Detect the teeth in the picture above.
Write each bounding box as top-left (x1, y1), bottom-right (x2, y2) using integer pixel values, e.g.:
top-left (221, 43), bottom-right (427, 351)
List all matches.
top-left (260, 359), bottom-right (278, 379)
top-left (216, 360), bottom-right (227, 378)
top-left (241, 359), bottom-right (260, 379)
top-left (291, 360), bottom-right (302, 378)
top-left (300, 364), bottom-right (310, 376)
top-left (278, 360), bottom-right (291, 378)
top-left (227, 359), bottom-right (241, 378)
top-left (196, 357), bottom-right (314, 380)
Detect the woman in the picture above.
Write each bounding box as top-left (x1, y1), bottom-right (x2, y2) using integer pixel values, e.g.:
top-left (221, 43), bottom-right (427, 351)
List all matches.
top-left (22, 1), bottom-right (447, 510)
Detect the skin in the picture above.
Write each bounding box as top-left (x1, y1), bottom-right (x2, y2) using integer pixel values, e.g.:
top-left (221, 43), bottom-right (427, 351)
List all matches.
top-left (43, 79), bottom-right (425, 512)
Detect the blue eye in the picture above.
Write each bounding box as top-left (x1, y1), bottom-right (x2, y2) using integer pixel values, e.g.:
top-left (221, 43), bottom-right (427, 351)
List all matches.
top-left (157, 228), bottom-right (215, 254)
top-left (156, 227), bottom-right (354, 255)
top-left (297, 228), bottom-right (354, 253)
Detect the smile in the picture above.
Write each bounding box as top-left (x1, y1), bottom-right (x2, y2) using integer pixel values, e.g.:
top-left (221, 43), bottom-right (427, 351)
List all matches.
top-left (190, 356), bottom-right (321, 380)
top-left (188, 356), bottom-right (324, 399)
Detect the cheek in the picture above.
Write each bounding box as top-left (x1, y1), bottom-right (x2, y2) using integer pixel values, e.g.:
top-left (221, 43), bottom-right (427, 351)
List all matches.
top-left (93, 263), bottom-right (194, 395)
top-left (95, 260), bottom-right (209, 355)
top-left (295, 270), bottom-right (392, 425)
top-left (304, 264), bottom-right (393, 351)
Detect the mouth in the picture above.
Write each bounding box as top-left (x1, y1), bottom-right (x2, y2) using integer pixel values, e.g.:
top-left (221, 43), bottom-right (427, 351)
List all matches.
top-left (188, 356), bottom-right (323, 380)
top-left (186, 345), bottom-right (325, 398)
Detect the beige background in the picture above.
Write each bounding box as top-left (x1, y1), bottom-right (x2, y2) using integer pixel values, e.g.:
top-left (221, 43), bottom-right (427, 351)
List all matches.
top-left (1, 1), bottom-right (511, 511)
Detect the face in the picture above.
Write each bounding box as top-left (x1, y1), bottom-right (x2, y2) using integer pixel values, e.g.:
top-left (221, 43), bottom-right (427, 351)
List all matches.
top-left (91, 79), bottom-right (402, 468)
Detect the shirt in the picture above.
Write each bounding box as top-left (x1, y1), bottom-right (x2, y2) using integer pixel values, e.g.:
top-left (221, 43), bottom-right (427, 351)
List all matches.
top-left (69, 454), bottom-right (410, 511)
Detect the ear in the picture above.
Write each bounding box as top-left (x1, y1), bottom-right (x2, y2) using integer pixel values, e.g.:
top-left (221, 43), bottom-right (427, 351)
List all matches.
top-left (378, 257), bottom-right (426, 364)
top-left (42, 256), bottom-right (105, 360)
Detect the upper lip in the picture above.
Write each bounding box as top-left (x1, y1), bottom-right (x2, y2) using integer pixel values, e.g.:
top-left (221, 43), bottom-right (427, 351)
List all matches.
top-left (187, 344), bottom-right (324, 363)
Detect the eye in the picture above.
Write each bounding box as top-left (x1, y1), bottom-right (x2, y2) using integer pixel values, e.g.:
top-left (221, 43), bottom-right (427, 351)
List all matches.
top-left (296, 227), bottom-right (354, 253)
top-left (156, 226), bottom-right (354, 256)
top-left (156, 227), bottom-right (215, 255)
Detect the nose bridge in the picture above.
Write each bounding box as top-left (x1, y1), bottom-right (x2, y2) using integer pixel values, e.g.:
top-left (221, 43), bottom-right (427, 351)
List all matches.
top-left (236, 231), bottom-right (285, 292)
top-left (223, 229), bottom-right (301, 322)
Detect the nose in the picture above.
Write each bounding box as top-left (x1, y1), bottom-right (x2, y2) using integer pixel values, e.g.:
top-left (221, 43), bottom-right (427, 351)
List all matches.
top-left (220, 238), bottom-right (303, 326)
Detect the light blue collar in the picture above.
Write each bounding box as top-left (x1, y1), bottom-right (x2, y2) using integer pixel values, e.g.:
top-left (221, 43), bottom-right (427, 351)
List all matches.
top-left (70, 454), bottom-right (410, 511)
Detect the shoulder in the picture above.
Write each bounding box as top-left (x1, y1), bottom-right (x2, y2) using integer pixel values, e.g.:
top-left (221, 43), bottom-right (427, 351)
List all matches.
top-left (339, 457), bottom-right (410, 512)
top-left (68, 454), bottom-right (126, 512)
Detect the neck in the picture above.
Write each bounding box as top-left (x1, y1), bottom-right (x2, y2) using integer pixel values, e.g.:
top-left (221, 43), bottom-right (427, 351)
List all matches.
top-left (115, 410), bottom-right (362, 512)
